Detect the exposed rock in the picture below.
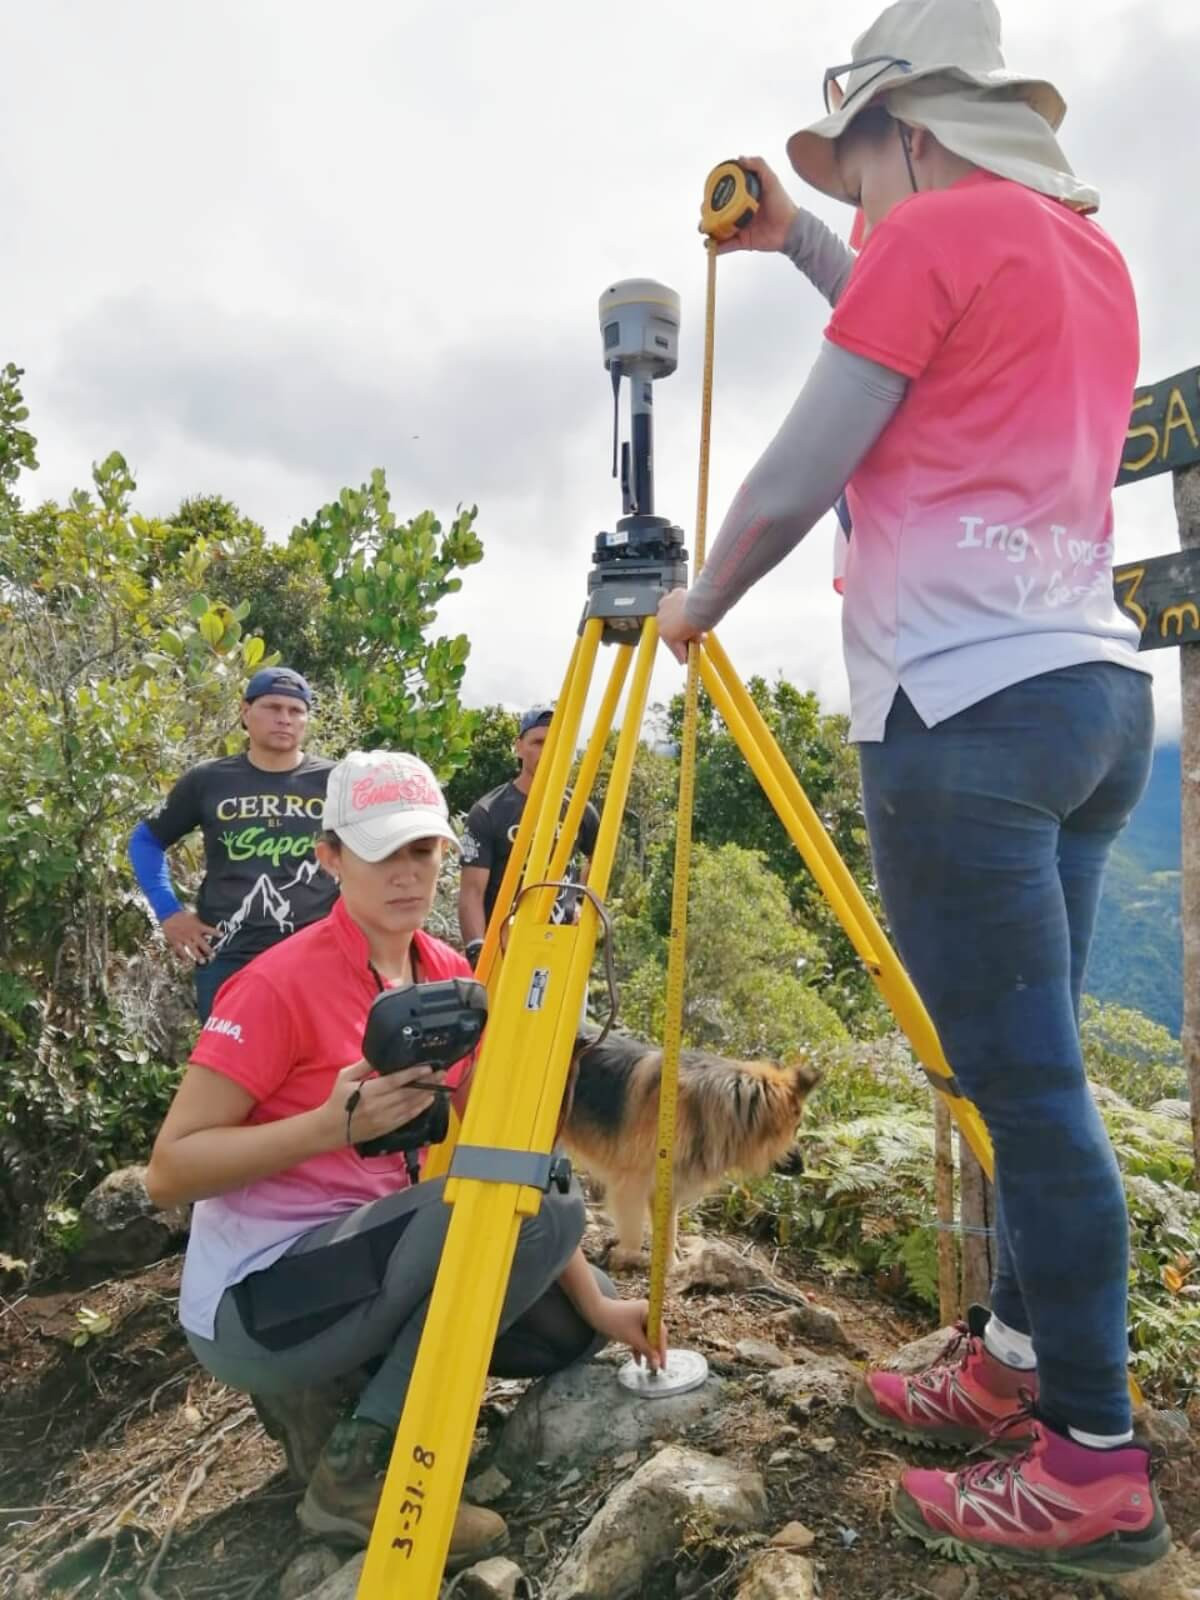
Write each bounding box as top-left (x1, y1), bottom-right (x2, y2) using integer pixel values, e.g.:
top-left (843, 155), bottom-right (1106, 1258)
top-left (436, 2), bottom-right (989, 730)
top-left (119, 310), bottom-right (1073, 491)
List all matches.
top-left (880, 1323), bottom-right (958, 1376)
top-left (1135, 1406), bottom-right (1192, 1459)
top-left (465, 1465), bottom-right (512, 1505)
top-left (1111, 1544), bottom-right (1200, 1598)
top-left (278, 1546), bottom-right (345, 1600)
top-left (1149, 1099), bottom-right (1192, 1122)
top-left (494, 1360), bottom-right (726, 1478)
top-left (545, 1445), bottom-right (767, 1600)
top-left (768, 1300), bottom-right (852, 1350)
top-left (453, 1556), bottom-right (531, 1597)
top-left (735, 1550), bottom-right (816, 1599)
top-left (295, 1551), bottom-right (362, 1600)
top-left (925, 1571), bottom-right (974, 1600)
top-left (763, 1352), bottom-right (858, 1414)
top-left (1089, 1080), bottom-right (1133, 1109)
top-left (76, 1166), bottom-right (190, 1268)
top-left (735, 1338), bottom-right (788, 1369)
top-left (676, 1239), bottom-right (772, 1295)
top-left (769, 1521), bottom-right (816, 1551)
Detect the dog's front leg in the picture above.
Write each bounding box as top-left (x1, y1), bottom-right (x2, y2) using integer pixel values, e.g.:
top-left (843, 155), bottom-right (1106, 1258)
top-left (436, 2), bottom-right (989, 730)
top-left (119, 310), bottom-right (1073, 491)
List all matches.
top-left (605, 1176), bottom-right (652, 1270)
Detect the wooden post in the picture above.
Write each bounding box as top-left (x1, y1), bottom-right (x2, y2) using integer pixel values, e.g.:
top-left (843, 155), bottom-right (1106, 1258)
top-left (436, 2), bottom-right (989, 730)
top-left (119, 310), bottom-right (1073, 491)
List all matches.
top-left (934, 1095), bottom-right (959, 1324)
top-left (958, 1138), bottom-right (994, 1311)
top-left (1172, 463), bottom-right (1200, 1178)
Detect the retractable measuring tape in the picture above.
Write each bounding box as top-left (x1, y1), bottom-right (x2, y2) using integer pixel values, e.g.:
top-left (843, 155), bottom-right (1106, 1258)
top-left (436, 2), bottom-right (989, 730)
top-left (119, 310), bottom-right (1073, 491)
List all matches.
top-left (699, 159), bottom-right (762, 242)
top-left (640, 163), bottom-right (762, 1365)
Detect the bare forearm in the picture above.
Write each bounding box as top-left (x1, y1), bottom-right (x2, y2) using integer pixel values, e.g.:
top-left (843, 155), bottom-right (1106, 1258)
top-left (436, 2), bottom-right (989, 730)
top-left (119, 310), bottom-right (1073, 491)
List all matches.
top-left (556, 1246), bottom-right (607, 1323)
top-left (148, 1108), bottom-right (335, 1207)
top-left (458, 887), bottom-right (487, 947)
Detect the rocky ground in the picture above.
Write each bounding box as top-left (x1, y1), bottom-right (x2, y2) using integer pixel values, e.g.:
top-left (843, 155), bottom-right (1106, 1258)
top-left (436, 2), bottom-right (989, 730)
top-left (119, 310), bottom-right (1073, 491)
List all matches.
top-left (1, 1192), bottom-right (1198, 1600)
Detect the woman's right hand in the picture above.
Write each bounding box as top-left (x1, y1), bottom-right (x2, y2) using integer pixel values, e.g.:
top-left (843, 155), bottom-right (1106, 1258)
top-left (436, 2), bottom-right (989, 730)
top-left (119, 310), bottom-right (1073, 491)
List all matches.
top-left (324, 1059), bottom-right (445, 1148)
top-left (711, 155), bottom-right (798, 255)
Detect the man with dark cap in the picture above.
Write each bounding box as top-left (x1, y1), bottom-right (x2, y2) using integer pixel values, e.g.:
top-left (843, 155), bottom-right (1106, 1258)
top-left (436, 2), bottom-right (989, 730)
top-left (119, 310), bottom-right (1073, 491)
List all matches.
top-left (457, 704), bottom-right (600, 965)
top-left (128, 667), bottom-right (337, 1020)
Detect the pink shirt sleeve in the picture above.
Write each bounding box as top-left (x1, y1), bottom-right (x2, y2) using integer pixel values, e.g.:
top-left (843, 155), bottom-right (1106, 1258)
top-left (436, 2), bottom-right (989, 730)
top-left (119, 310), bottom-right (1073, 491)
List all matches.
top-left (825, 212), bottom-right (958, 380)
top-left (189, 966), bottom-right (298, 1103)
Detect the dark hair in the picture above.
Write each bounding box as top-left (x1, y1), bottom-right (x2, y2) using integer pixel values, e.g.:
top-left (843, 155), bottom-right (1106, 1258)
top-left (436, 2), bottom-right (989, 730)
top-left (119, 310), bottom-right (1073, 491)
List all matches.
top-left (321, 830), bottom-right (342, 850)
top-left (836, 103), bottom-right (896, 151)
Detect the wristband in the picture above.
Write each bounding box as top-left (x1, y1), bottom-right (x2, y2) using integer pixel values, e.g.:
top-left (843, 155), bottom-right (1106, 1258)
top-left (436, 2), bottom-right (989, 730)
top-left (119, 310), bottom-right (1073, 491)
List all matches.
top-left (465, 939), bottom-right (485, 970)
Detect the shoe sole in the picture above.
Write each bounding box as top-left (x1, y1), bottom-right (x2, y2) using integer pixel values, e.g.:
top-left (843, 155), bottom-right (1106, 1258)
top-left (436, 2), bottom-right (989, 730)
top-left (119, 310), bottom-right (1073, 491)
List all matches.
top-left (891, 1484), bottom-right (1173, 1579)
top-left (852, 1379), bottom-right (1029, 1456)
top-left (297, 1494), bottom-right (510, 1574)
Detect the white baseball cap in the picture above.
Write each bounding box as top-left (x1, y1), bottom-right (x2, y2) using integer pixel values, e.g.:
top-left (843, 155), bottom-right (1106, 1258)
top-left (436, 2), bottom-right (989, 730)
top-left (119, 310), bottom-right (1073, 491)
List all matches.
top-left (323, 750), bottom-right (459, 863)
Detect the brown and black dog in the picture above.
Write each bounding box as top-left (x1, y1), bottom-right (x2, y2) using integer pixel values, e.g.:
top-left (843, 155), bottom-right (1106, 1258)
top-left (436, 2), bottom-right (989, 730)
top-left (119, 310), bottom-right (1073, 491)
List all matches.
top-left (563, 1031), bottom-right (819, 1268)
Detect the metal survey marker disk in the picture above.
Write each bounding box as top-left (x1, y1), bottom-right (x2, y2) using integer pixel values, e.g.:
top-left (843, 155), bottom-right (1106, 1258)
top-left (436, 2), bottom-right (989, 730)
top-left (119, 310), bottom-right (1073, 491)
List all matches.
top-left (617, 1347), bottom-right (709, 1397)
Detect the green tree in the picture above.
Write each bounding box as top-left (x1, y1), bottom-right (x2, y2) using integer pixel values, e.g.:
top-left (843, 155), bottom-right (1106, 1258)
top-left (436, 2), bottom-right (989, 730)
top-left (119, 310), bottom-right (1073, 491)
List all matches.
top-left (667, 677), bottom-right (884, 1027)
top-left (290, 473), bottom-right (483, 773)
top-left (620, 841), bottom-right (846, 1058)
top-left (1080, 997), bottom-right (1187, 1109)
top-left (443, 704), bottom-right (520, 816)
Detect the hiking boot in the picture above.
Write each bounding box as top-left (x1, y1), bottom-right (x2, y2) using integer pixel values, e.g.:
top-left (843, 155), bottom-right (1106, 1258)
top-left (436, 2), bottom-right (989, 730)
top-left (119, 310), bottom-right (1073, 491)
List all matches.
top-left (854, 1305), bottom-right (1037, 1451)
top-left (892, 1415), bottom-right (1171, 1578)
top-left (298, 1417), bottom-right (509, 1571)
top-left (252, 1373), bottom-right (362, 1483)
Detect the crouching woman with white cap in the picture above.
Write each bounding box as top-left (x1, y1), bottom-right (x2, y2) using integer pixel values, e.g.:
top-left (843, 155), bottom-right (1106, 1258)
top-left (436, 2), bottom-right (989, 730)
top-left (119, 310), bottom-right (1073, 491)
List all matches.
top-left (659, 0), bottom-right (1169, 1580)
top-left (147, 750), bottom-right (664, 1571)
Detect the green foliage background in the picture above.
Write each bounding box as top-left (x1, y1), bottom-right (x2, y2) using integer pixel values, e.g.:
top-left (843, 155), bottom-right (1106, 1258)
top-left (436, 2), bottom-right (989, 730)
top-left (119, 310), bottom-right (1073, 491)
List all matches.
top-left (0, 366), bottom-right (483, 1255)
top-left (1, 363), bottom-right (1195, 1404)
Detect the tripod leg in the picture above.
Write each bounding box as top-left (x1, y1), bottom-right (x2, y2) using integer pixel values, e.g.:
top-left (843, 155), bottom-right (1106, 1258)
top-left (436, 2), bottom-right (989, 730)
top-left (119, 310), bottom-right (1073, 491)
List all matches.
top-left (547, 643), bottom-right (633, 886)
top-left (698, 634), bottom-right (995, 1179)
top-left (360, 626), bottom-right (658, 1596)
top-left (423, 627), bottom-right (595, 1183)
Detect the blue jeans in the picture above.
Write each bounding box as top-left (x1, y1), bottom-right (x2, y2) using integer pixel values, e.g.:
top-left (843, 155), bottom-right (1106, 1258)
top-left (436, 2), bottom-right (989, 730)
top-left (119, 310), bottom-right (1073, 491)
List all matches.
top-left (859, 663), bottom-right (1154, 1435)
top-left (194, 955), bottom-right (245, 1023)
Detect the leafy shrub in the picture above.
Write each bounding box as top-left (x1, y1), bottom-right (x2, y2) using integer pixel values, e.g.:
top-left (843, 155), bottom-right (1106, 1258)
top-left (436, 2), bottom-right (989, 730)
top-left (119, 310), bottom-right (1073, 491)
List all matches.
top-left (1080, 997), bottom-right (1187, 1110)
top-left (616, 841), bottom-right (846, 1057)
top-left (709, 1032), bottom-right (1199, 1403)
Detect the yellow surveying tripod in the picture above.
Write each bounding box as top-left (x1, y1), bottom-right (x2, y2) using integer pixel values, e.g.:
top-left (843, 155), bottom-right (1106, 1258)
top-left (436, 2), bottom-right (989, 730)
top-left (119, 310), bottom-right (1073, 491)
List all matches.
top-left (357, 225), bottom-right (1000, 1593)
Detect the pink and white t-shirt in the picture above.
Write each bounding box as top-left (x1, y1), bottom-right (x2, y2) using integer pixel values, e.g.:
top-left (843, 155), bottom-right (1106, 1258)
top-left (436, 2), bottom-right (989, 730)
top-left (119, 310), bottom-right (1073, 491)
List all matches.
top-left (179, 899), bottom-right (474, 1339)
top-left (826, 172), bottom-right (1149, 742)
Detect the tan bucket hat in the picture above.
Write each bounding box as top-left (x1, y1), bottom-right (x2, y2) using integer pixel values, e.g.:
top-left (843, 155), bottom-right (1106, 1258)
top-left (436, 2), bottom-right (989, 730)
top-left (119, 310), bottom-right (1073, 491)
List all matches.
top-left (787, 0), bottom-right (1098, 213)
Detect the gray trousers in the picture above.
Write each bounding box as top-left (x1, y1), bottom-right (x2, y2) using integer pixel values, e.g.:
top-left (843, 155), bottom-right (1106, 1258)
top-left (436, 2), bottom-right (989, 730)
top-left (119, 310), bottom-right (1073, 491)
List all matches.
top-left (186, 1177), bottom-right (607, 1430)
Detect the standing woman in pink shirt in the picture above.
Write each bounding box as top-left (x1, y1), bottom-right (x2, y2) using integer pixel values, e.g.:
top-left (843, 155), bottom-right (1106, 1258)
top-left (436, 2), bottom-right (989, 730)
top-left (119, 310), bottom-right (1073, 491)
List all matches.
top-left (659, 0), bottom-right (1166, 1580)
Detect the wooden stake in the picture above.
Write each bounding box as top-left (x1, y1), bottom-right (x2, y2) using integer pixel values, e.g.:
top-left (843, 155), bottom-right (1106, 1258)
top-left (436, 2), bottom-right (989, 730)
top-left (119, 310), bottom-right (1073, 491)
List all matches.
top-left (958, 1138), bottom-right (994, 1311)
top-left (934, 1094), bottom-right (959, 1324)
top-left (1173, 462), bottom-right (1200, 1182)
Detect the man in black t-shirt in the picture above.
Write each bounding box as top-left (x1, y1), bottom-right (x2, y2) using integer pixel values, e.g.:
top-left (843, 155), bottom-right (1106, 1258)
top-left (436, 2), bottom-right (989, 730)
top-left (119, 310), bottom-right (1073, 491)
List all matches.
top-left (458, 705), bottom-right (601, 966)
top-left (128, 667), bottom-right (337, 1020)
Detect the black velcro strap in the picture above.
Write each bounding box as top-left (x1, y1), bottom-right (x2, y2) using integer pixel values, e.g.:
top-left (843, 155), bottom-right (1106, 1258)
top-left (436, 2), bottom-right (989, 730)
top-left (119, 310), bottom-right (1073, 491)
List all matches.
top-left (450, 1146), bottom-right (555, 1188)
top-left (922, 1067), bottom-right (965, 1099)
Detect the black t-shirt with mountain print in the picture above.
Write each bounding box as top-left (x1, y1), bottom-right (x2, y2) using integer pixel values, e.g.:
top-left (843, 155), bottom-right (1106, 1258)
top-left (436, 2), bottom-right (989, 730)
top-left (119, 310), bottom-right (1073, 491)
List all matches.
top-left (461, 780), bottom-right (600, 923)
top-left (145, 753), bottom-right (337, 961)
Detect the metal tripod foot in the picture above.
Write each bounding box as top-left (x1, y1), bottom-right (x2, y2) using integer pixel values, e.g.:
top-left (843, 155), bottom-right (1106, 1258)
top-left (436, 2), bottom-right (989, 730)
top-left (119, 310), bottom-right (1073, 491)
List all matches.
top-left (617, 1346), bottom-right (709, 1397)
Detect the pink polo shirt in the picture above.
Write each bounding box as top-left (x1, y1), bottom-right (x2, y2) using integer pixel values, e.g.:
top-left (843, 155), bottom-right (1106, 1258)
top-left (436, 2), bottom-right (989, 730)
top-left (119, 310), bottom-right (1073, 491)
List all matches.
top-left (179, 899), bottom-right (473, 1338)
top-left (826, 172), bottom-right (1149, 742)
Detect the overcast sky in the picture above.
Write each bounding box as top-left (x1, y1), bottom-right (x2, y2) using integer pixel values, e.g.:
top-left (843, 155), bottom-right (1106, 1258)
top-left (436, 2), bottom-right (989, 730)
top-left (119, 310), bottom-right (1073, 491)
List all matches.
top-left (5, 0), bottom-right (1196, 744)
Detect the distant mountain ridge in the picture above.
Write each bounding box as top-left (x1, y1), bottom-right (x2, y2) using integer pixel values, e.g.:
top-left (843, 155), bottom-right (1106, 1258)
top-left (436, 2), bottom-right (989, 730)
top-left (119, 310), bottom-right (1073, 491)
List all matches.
top-left (1087, 744), bottom-right (1182, 1034)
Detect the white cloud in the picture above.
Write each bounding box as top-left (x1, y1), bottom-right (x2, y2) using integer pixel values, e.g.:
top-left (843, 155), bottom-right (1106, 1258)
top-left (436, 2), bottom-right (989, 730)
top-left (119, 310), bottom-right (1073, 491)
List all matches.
top-left (4, 0), bottom-right (1195, 747)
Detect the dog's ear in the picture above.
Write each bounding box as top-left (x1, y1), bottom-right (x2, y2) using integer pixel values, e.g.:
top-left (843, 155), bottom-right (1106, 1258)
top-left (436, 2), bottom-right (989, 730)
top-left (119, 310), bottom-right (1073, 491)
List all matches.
top-left (782, 1053), bottom-right (823, 1095)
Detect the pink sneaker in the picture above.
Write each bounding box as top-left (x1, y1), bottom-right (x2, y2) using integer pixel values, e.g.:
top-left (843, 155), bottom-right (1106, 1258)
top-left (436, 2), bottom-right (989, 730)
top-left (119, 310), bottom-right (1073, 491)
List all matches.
top-left (893, 1419), bottom-right (1171, 1578)
top-left (855, 1306), bottom-right (1036, 1450)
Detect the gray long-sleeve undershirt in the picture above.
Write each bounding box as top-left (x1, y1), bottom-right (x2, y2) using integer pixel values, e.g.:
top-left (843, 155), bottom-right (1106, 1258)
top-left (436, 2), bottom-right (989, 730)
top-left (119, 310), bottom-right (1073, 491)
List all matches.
top-left (781, 207), bottom-right (856, 307)
top-left (683, 340), bottom-right (908, 633)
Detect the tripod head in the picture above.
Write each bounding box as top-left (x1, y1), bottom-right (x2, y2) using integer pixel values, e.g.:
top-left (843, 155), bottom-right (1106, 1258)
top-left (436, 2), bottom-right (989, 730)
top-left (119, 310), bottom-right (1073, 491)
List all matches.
top-left (587, 279), bottom-right (688, 642)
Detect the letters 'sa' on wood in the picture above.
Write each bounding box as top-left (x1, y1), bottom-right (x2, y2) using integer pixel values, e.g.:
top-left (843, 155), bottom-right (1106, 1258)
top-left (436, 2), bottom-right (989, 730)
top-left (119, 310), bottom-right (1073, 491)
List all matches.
top-left (1119, 367), bottom-right (1200, 486)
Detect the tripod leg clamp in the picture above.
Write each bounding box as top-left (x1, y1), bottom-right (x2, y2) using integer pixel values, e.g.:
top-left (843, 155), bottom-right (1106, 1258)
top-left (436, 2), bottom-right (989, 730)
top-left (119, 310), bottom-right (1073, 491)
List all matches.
top-left (449, 1146), bottom-right (574, 1194)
